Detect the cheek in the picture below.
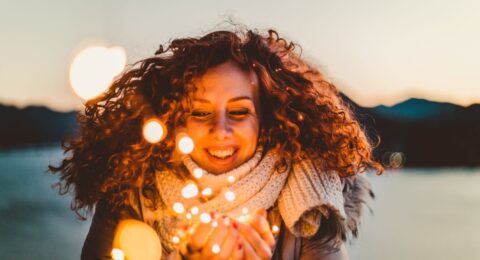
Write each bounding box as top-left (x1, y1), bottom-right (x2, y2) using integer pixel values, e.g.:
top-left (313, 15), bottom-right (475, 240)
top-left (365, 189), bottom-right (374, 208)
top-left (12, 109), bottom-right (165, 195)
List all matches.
top-left (236, 119), bottom-right (260, 148)
top-left (185, 121), bottom-right (208, 142)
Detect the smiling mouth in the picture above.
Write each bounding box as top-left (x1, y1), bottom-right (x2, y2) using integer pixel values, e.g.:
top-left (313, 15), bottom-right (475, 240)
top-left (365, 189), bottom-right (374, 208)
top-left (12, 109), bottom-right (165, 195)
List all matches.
top-left (205, 148), bottom-right (239, 159)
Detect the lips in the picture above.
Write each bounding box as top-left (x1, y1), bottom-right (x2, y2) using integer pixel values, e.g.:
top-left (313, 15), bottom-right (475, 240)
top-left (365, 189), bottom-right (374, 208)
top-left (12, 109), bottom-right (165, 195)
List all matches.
top-left (206, 147), bottom-right (236, 158)
top-left (204, 147), bottom-right (239, 165)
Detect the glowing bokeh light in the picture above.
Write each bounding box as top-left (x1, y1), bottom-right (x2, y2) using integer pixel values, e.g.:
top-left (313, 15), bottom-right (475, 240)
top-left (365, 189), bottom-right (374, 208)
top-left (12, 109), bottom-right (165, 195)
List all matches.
top-left (242, 207), bottom-right (248, 215)
top-left (193, 168), bottom-right (203, 178)
top-left (200, 213), bottom-right (212, 223)
top-left (382, 151), bottom-right (406, 168)
top-left (225, 191), bottom-right (236, 201)
top-left (172, 236), bottom-right (180, 244)
top-left (227, 175), bottom-right (235, 183)
top-left (181, 182), bottom-right (199, 198)
top-left (113, 219), bottom-right (162, 260)
top-left (173, 202), bottom-right (185, 214)
top-left (238, 215), bottom-right (246, 222)
top-left (201, 187), bottom-right (213, 197)
top-left (390, 152), bottom-right (406, 168)
top-left (190, 206), bottom-right (199, 215)
top-left (177, 134), bottom-right (194, 154)
top-left (272, 225), bottom-right (279, 233)
top-left (186, 213), bottom-right (192, 220)
top-left (142, 119), bottom-right (165, 143)
top-left (212, 221), bottom-right (218, 227)
top-left (70, 46), bottom-right (126, 100)
top-left (212, 244), bottom-right (221, 254)
top-left (111, 248), bottom-right (125, 260)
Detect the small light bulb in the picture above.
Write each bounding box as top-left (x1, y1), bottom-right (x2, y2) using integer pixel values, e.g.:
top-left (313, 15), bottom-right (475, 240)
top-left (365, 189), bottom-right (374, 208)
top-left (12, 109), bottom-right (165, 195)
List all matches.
top-left (227, 175), bottom-right (235, 183)
top-left (200, 213), bottom-right (212, 223)
top-left (173, 202), bottom-right (185, 214)
top-left (172, 236), bottom-right (180, 244)
top-left (201, 187), bottom-right (213, 197)
top-left (212, 221), bottom-right (218, 227)
top-left (225, 191), bottom-right (236, 201)
top-left (111, 248), bottom-right (125, 260)
top-left (177, 134), bottom-right (194, 154)
top-left (242, 207), bottom-right (248, 215)
top-left (182, 182), bottom-right (199, 199)
top-left (238, 215), bottom-right (246, 222)
top-left (272, 225), bottom-right (279, 233)
top-left (142, 119), bottom-right (165, 143)
top-left (212, 244), bottom-right (220, 254)
top-left (190, 206), bottom-right (199, 215)
top-left (193, 168), bottom-right (203, 178)
top-left (186, 213), bottom-right (192, 220)
top-left (297, 113), bottom-right (304, 121)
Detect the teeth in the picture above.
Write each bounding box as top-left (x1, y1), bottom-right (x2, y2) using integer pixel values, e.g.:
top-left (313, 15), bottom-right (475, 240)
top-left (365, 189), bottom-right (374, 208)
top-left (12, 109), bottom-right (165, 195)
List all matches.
top-left (207, 148), bottom-right (235, 158)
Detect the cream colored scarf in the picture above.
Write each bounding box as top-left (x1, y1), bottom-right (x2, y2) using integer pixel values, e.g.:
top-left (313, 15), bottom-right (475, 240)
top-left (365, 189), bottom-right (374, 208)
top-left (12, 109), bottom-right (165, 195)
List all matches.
top-left (144, 147), bottom-right (346, 254)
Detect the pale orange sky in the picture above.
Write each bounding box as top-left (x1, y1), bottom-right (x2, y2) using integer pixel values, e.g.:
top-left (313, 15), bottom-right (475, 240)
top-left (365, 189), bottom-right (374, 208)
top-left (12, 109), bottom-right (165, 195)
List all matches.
top-left (1, 0), bottom-right (479, 112)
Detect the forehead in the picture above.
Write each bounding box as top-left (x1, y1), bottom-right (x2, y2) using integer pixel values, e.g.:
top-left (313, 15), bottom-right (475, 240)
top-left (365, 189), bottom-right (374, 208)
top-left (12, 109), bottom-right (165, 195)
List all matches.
top-left (192, 61), bottom-right (258, 101)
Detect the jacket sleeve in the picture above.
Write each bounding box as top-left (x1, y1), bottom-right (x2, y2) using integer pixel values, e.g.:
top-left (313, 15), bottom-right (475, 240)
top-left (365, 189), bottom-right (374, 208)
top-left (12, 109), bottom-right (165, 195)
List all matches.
top-left (272, 217), bottom-right (349, 260)
top-left (300, 236), bottom-right (349, 260)
top-left (81, 200), bottom-right (118, 260)
top-left (299, 174), bottom-right (374, 260)
top-left (299, 216), bottom-right (349, 260)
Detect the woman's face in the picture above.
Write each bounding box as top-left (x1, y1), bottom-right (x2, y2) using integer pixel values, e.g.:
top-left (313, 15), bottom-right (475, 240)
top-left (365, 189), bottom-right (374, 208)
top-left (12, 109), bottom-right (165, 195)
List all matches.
top-left (184, 61), bottom-right (260, 175)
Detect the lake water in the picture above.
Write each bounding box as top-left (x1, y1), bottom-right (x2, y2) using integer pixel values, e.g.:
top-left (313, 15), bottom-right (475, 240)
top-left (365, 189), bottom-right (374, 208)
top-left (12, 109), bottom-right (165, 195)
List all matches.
top-left (1, 147), bottom-right (479, 260)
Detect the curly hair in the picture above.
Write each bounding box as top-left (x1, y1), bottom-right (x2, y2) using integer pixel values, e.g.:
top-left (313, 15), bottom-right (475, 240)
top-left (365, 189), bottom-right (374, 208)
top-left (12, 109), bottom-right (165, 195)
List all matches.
top-left (49, 29), bottom-right (383, 219)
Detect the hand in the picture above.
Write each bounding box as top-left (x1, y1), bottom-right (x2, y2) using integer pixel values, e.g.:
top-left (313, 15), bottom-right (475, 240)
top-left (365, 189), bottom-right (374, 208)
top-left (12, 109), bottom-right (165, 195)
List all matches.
top-left (237, 208), bottom-right (276, 260)
top-left (180, 214), bottom-right (244, 260)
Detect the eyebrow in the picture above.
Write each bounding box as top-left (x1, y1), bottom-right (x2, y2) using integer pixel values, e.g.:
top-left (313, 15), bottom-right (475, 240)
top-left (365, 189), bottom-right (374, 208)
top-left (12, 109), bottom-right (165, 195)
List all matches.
top-left (193, 96), bottom-right (253, 103)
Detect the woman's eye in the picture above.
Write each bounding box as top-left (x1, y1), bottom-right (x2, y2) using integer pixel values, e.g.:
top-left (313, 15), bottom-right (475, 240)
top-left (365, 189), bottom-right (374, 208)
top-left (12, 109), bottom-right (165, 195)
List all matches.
top-left (229, 109), bottom-right (250, 116)
top-left (191, 111), bottom-right (211, 118)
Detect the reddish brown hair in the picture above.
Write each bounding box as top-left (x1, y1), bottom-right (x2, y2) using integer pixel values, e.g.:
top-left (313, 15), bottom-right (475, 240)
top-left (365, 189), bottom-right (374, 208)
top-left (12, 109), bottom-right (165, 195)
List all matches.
top-left (50, 29), bottom-right (383, 218)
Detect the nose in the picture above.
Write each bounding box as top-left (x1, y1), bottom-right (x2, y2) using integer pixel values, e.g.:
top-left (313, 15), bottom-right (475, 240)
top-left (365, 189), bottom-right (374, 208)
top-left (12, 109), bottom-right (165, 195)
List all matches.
top-left (210, 111), bottom-right (232, 140)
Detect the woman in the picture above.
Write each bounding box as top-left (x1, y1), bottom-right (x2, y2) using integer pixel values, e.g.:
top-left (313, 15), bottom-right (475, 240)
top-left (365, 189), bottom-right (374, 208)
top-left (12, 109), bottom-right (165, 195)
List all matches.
top-left (50, 29), bottom-right (383, 259)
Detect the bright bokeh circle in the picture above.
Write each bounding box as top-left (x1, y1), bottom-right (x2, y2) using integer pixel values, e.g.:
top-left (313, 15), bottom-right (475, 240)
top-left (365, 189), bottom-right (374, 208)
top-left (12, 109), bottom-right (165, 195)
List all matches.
top-left (70, 46), bottom-right (126, 101)
top-left (142, 119), bottom-right (166, 143)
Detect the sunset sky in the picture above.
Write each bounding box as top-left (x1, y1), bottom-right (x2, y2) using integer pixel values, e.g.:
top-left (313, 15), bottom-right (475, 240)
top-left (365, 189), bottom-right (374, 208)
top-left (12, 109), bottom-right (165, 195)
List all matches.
top-left (1, 0), bottom-right (479, 112)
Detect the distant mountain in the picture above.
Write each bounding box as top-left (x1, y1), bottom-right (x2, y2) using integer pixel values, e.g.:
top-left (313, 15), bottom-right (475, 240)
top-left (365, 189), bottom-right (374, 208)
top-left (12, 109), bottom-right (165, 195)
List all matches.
top-left (0, 104), bottom-right (77, 148)
top-left (1, 96), bottom-right (479, 168)
top-left (340, 95), bottom-right (480, 168)
top-left (372, 98), bottom-right (459, 121)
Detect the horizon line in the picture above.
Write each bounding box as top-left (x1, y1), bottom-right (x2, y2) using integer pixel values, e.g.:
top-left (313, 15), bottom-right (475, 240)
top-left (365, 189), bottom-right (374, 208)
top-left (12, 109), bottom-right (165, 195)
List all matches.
top-left (0, 95), bottom-right (478, 114)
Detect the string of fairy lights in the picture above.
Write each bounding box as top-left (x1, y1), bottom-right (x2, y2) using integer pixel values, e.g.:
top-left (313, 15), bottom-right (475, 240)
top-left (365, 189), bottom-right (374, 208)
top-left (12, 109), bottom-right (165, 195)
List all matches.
top-left (70, 46), bottom-right (279, 259)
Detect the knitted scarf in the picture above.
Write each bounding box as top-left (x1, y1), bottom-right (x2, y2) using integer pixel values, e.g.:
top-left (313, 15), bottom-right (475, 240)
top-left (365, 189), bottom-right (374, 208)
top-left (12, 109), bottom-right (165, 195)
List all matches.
top-left (143, 147), bottom-right (346, 254)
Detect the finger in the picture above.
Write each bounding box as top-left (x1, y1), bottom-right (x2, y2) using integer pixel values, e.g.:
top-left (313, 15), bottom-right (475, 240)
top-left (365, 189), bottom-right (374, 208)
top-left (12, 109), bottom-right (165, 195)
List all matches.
top-left (250, 213), bottom-right (275, 248)
top-left (238, 221), bottom-right (272, 259)
top-left (216, 223), bottom-right (239, 260)
top-left (189, 219), bottom-right (215, 251)
top-left (229, 235), bottom-right (244, 260)
top-left (202, 216), bottom-right (230, 258)
top-left (255, 208), bottom-right (267, 218)
top-left (239, 236), bottom-right (261, 260)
